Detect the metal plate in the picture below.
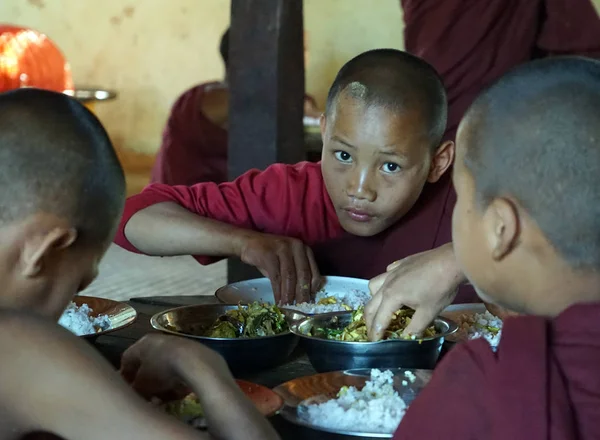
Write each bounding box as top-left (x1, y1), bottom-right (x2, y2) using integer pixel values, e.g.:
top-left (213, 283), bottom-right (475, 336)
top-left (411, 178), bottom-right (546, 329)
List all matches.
top-left (274, 368), bottom-right (432, 438)
top-left (215, 276), bottom-right (369, 308)
top-left (72, 295), bottom-right (137, 338)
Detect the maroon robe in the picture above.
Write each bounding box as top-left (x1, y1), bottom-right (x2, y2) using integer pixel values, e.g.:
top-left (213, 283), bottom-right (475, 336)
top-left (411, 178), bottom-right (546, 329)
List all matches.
top-left (151, 82), bottom-right (228, 186)
top-left (393, 303), bottom-right (600, 439)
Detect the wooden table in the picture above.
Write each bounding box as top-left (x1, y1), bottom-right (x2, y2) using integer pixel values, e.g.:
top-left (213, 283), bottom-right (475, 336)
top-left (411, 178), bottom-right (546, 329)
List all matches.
top-left (92, 295), bottom-right (364, 439)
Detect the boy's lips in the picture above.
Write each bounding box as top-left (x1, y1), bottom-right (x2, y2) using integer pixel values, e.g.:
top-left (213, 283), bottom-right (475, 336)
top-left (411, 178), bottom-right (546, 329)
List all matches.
top-left (343, 207), bottom-right (376, 222)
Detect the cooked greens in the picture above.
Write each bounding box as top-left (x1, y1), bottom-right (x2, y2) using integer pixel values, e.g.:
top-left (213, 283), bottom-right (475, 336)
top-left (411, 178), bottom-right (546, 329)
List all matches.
top-left (164, 393), bottom-right (204, 419)
top-left (205, 302), bottom-right (289, 338)
top-left (311, 307), bottom-right (437, 342)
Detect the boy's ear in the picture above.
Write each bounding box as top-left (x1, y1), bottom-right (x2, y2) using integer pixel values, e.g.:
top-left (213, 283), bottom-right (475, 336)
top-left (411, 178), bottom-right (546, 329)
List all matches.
top-left (21, 227), bottom-right (78, 278)
top-left (484, 198), bottom-right (520, 261)
top-left (427, 140), bottom-right (455, 183)
top-left (319, 113), bottom-right (327, 139)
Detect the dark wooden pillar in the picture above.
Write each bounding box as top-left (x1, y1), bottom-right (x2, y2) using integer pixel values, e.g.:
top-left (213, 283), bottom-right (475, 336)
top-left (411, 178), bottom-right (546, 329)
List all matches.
top-left (227, 0), bottom-right (306, 283)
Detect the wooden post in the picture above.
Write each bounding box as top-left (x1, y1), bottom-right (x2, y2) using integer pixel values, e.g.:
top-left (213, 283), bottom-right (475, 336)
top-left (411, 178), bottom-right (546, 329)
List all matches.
top-left (227, 0), bottom-right (306, 283)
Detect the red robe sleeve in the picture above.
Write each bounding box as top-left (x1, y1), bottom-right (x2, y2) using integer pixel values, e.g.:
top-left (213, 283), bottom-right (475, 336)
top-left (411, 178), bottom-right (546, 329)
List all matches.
top-left (114, 162), bottom-right (342, 265)
top-left (393, 340), bottom-right (493, 440)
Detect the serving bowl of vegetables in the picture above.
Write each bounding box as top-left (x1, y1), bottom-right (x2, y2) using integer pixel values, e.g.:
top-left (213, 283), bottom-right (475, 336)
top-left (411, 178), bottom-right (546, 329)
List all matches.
top-left (291, 307), bottom-right (457, 372)
top-left (151, 302), bottom-right (303, 372)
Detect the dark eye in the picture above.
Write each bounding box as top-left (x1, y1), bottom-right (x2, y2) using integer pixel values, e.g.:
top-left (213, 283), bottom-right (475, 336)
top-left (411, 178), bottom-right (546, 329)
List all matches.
top-left (382, 162), bottom-right (401, 174)
top-left (334, 150), bottom-right (353, 163)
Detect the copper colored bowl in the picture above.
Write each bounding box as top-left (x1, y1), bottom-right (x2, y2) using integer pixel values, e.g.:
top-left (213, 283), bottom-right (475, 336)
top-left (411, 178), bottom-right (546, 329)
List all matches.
top-left (72, 295), bottom-right (137, 339)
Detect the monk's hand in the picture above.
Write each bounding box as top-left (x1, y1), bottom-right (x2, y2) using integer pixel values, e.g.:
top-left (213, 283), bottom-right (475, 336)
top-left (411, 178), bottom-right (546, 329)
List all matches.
top-left (365, 243), bottom-right (465, 341)
top-left (120, 334), bottom-right (228, 401)
top-left (238, 232), bottom-right (322, 305)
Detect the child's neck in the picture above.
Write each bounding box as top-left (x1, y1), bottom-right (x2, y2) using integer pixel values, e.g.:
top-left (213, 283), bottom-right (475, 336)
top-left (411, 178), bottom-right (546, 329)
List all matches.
top-left (523, 269), bottom-right (600, 317)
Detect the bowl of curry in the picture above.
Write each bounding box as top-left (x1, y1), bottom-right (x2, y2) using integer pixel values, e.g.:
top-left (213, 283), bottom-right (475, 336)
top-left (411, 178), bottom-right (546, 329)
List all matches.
top-left (292, 307), bottom-right (457, 372)
top-left (151, 303), bottom-right (302, 372)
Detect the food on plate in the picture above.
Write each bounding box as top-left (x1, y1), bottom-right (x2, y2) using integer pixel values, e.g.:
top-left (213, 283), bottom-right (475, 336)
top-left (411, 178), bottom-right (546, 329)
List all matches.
top-left (301, 369), bottom-right (407, 434)
top-left (286, 288), bottom-right (371, 314)
top-left (166, 302), bottom-right (289, 339)
top-left (163, 394), bottom-right (206, 428)
top-left (308, 307), bottom-right (437, 342)
top-left (447, 310), bottom-right (502, 347)
top-left (58, 302), bottom-right (111, 336)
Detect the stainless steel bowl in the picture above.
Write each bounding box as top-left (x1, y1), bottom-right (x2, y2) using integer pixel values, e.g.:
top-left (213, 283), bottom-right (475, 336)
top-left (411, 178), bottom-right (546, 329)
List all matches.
top-left (292, 312), bottom-right (457, 372)
top-left (151, 304), bottom-right (303, 373)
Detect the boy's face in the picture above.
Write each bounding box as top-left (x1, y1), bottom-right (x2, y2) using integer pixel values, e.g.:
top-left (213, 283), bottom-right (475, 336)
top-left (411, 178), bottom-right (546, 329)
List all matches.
top-left (451, 136), bottom-right (494, 303)
top-left (0, 216), bottom-right (111, 320)
top-left (452, 122), bottom-right (519, 310)
top-left (320, 94), bottom-right (453, 237)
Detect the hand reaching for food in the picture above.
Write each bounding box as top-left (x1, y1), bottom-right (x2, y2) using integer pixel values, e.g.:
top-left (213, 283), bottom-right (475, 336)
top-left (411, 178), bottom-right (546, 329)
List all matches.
top-left (240, 232), bottom-right (322, 305)
top-left (120, 333), bottom-right (229, 401)
top-left (365, 243), bottom-right (465, 341)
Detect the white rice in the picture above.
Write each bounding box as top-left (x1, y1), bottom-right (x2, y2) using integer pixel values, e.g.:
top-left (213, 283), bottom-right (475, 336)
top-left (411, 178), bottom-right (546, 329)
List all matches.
top-left (455, 310), bottom-right (502, 348)
top-left (302, 369), bottom-right (406, 434)
top-left (58, 302), bottom-right (111, 336)
top-left (286, 289), bottom-right (371, 314)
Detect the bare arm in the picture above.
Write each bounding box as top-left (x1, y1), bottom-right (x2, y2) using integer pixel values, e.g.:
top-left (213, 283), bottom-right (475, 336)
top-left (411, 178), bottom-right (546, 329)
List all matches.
top-left (125, 202), bottom-right (252, 257)
top-left (125, 201), bottom-right (321, 304)
top-left (0, 313), bottom-right (278, 440)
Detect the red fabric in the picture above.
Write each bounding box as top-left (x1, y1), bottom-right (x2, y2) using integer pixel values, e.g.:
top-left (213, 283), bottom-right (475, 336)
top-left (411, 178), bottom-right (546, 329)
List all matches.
top-left (393, 303), bottom-right (600, 439)
top-left (151, 84), bottom-right (321, 186)
top-left (150, 82), bottom-right (228, 186)
top-left (402, 0), bottom-right (600, 140)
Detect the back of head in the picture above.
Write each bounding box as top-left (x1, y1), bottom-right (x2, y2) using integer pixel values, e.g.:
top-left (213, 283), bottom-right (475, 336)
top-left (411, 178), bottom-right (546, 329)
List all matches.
top-left (0, 88), bottom-right (125, 245)
top-left (325, 49), bottom-right (447, 147)
top-left (463, 56), bottom-right (600, 269)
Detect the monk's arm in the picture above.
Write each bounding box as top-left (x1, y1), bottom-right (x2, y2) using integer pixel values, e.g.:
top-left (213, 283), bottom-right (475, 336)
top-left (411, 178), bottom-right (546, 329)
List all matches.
top-left (125, 201), bottom-right (256, 258)
top-left (0, 313), bottom-right (276, 440)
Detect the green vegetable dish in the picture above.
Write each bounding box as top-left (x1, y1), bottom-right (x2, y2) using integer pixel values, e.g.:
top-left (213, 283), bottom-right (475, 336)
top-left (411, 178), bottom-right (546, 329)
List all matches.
top-left (310, 307), bottom-right (437, 341)
top-left (205, 302), bottom-right (289, 338)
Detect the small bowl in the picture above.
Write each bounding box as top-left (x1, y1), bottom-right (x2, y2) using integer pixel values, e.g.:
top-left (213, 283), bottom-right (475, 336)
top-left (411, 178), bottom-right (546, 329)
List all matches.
top-left (292, 312), bottom-right (457, 372)
top-left (71, 295), bottom-right (137, 340)
top-left (151, 304), bottom-right (301, 373)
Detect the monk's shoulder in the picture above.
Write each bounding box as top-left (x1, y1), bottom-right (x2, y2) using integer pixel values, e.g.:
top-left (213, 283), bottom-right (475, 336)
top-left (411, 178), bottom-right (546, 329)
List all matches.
top-left (440, 338), bottom-right (497, 379)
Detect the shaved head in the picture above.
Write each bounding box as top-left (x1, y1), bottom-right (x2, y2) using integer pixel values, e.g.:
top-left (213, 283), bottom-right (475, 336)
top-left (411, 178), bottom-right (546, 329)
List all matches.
top-left (462, 57), bottom-right (600, 268)
top-left (325, 49), bottom-right (447, 148)
top-left (0, 88), bottom-right (125, 244)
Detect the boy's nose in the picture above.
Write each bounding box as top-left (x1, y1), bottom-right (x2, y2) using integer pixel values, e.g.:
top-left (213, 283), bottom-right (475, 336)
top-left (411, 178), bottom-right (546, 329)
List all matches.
top-left (346, 169), bottom-right (376, 202)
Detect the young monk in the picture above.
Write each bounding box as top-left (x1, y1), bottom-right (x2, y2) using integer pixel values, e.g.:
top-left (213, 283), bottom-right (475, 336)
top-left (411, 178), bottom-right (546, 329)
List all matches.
top-left (0, 89), bottom-right (278, 440)
top-left (394, 56), bottom-right (600, 439)
top-left (151, 28), bottom-right (321, 186)
top-left (115, 49), bottom-right (458, 305)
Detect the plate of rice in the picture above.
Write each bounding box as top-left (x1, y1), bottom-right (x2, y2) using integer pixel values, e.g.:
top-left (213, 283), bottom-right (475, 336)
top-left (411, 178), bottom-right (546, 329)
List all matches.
top-left (274, 368), bottom-right (431, 437)
top-left (215, 276), bottom-right (370, 314)
top-left (59, 295), bottom-right (137, 338)
top-left (441, 303), bottom-right (503, 348)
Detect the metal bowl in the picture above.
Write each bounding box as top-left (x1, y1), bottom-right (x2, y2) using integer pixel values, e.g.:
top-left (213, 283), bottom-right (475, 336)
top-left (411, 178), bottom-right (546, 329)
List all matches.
top-left (215, 276), bottom-right (369, 310)
top-left (72, 295), bottom-right (137, 340)
top-left (151, 304), bottom-right (302, 373)
top-left (292, 312), bottom-right (457, 372)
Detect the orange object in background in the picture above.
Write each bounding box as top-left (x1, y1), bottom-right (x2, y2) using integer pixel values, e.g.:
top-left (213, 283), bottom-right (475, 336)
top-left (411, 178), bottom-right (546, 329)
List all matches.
top-left (0, 24), bottom-right (73, 93)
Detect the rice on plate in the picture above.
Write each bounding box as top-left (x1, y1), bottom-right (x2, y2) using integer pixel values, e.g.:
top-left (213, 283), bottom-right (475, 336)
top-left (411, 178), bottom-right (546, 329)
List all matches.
top-left (449, 310), bottom-right (502, 348)
top-left (59, 301), bottom-right (111, 336)
top-left (301, 369), bottom-right (408, 434)
top-left (286, 288), bottom-right (371, 314)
